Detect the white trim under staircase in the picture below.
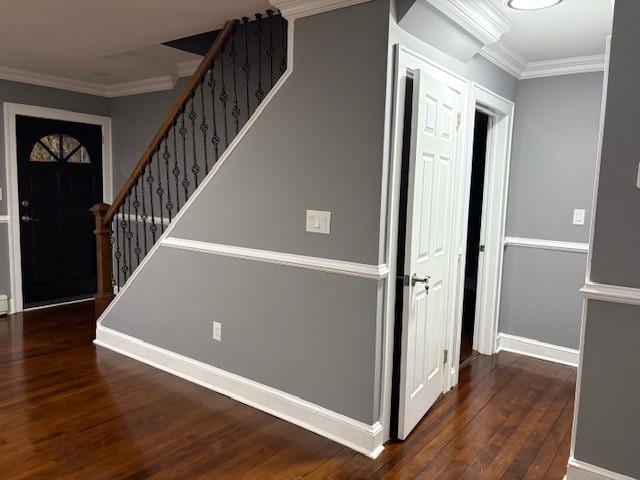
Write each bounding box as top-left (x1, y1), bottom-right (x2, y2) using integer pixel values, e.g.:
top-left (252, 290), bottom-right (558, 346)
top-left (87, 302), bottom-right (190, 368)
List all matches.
top-left (95, 325), bottom-right (384, 459)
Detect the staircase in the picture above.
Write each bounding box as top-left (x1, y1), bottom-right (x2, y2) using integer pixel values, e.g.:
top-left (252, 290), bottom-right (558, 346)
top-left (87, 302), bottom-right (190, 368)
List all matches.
top-left (91, 12), bottom-right (288, 308)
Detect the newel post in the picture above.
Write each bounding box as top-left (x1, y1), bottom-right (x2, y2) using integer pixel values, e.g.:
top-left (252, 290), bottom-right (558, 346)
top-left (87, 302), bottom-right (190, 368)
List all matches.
top-left (90, 203), bottom-right (114, 311)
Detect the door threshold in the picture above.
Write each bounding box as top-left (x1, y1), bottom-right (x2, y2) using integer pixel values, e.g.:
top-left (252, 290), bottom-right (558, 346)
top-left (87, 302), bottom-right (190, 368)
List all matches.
top-left (22, 297), bottom-right (94, 313)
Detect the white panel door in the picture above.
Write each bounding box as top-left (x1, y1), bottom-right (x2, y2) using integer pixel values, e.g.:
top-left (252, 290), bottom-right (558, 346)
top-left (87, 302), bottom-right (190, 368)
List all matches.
top-left (398, 69), bottom-right (459, 440)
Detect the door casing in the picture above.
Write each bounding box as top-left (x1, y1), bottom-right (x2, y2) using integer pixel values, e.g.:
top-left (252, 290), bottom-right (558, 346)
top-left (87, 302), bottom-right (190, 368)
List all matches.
top-left (380, 45), bottom-right (515, 440)
top-left (3, 103), bottom-right (112, 313)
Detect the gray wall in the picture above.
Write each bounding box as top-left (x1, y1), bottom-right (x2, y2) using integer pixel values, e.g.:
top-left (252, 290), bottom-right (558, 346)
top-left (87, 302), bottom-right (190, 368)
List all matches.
top-left (109, 79), bottom-right (186, 192)
top-left (0, 80), bottom-right (109, 300)
top-left (102, 0), bottom-right (391, 424)
top-left (499, 247), bottom-right (586, 349)
top-left (572, 2), bottom-right (640, 477)
top-left (574, 301), bottom-right (640, 477)
top-left (499, 73), bottom-right (604, 349)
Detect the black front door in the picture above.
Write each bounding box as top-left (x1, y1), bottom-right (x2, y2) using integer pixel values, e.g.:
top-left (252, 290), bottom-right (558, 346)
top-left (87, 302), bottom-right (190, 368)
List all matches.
top-left (16, 115), bottom-right (103, 308)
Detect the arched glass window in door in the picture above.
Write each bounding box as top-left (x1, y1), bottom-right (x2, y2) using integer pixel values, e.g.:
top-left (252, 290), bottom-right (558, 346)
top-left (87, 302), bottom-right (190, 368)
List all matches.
top-left (30, 133), bottom-right (91, 164)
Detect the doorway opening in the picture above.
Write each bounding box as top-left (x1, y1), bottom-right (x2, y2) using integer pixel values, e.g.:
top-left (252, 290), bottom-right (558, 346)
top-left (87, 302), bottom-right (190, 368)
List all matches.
top-left (460, 110), bottom-right (490, 364)
top-left (4, 103), bottom-right (112, 313)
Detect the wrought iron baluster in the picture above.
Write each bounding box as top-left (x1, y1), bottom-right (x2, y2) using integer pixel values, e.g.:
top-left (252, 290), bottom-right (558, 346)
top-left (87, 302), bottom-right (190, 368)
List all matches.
top-left (255, 13), bottom-right (265, 104)
top-left (230, 28), bottom-right (241, 134)
top-left (146, 162), bottom-right (157, 244)
top-left (126, 194), bottom-right (133, 275)
top-left (172, 124), bottom-right (181, 212)
top-left (189, 96), bottom-right (200, 188)
top-left (280, 14), bottom-right (287, 74)
top-left (209, 63), bottom-right (221, 161)
top-left (242, 17), bottom-right (252, 118)
top-left (140, 166), bottom-right (148, 256)
top-left (199, 82), bottom-right (209, 174)
top-left (163, 138), bottom-right (173, 222)
top-left (120, 205), bottom-right (128, 282)
top-left (267, 10), bottom-right (275, 88)
top-left (113, 217), bottom-right (121, 289)
top-left (219, 45), bottom-right (230, 148)
top-left (155, 151), bottom-right (165, 233)
top-left (180, 110), bottom-right (190, 202)
top-left (133, 179), bottom-right (141, 266)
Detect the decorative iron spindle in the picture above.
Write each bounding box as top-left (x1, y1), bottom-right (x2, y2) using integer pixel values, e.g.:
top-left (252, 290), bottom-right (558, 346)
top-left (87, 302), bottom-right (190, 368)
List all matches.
top-left (209, 63), bottom-right (221, 161)
top-left (267, 10), bottom-right (275, 88)
top-left (126, 194), bottom-right (133, 274)
top-left (120, 203), bottom-right (128, 281)
top-left (189, 97), bottom-right (200, 187)
top-left (140, 169), bottom-right (149, 256)
top-left (280, 13), bottom-right (287, 73)
top-left (133, 180), bottom-right (141, 265)
top-left (163, 138), bottom-right (174, 222)
top-left (146, 164), bottom-right (157, 244)
top-left (242, 17), bottom-right (252, 117)
top-left (230, 30), bottom-right (241, 134)
top-left (172, 124), bottom-right (181, 211)
top-left (114, 218), bottom-right (121, 288)
top-left (180, 111), bottom-right (190, 202)
top-left (219, 46), bottom-right (230, 147)
top-left (255, 14), bottom-right (265, 103)
top-left (199, 82), bottom-right (209, 174)
top-left (154, 151), bottom-right (164, 233)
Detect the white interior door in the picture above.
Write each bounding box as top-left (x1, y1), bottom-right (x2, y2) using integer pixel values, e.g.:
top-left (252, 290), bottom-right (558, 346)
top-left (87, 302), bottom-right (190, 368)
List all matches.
top-left (398, 69), bottom-right (459, 440)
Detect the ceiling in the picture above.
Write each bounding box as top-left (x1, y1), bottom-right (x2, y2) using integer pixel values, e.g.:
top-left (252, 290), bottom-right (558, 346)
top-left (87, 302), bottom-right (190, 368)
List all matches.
top-left (0, 0), bottom-right (616, 94)
top-left (483, 0), bottom-right (613, 77)
top-left (0, 0), bottom-right (270, 94)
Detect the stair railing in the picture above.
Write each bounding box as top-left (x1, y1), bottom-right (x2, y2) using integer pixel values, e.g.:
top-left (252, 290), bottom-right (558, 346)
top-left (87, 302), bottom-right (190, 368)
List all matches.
top-left (91, 12), bottom-right (288, 309)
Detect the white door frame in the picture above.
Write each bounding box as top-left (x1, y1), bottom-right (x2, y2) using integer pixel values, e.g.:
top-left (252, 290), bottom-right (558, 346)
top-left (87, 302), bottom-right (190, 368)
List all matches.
top-left (3, 102), bottom-right (113, 313)
top-left (447, 84), bottom-right (514, 388)
top-left (379, 44), bottom-right (468, 440)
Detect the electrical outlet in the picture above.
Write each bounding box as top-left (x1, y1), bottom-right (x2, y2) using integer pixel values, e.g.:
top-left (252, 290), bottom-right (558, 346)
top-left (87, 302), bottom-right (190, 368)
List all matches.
top-left (572, 209), bottom-right (586, 226)
top-left (212, 321), bottom-right (222, 342)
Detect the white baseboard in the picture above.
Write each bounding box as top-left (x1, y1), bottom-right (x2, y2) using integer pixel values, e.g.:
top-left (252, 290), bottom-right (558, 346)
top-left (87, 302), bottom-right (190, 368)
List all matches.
top-left (496, 333), bottom-right (579, 367)
top-left (95, 325), bottom-right (384, 459)
top-left (566, 457), bottom-right (638, 480)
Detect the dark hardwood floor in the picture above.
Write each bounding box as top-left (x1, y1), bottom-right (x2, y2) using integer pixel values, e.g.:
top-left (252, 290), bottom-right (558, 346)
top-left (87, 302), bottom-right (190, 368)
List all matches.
top-left (0, 301), bottom-right (575, 479)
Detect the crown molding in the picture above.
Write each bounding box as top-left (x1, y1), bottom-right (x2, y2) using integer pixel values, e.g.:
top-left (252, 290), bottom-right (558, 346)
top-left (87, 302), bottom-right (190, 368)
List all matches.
top-left (480, 43), bottom-right (527, 78)
top-left (269, 0), bottom-right (371, 19)
top-left (521, 54), bottom-right (606, 79)
top-left (481, 43), bottom-right (605, 80)
top-left (0, 59), bottom-right (201, 98)
top-left (426, 0), bottom-right (513, 45)
top-left (0, 65), bottom-right (107, 97)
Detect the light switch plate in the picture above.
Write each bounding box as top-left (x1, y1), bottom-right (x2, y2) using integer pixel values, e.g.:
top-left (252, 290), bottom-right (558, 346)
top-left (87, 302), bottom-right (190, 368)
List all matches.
top-left (212, 321), bottom-right (222, 342)
top-left (572, 209), bottom-right (586, 226)
top-left (306, 210), bottom-right (331, 234)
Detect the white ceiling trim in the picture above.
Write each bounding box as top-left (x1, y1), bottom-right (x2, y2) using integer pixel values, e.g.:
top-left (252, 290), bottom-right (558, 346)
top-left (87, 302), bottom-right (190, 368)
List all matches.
top-left (480, 43), bottom-right (527, 78)
top-left (522, 54), bottom-right (606, 79)
top-left (0, 60), bottom-right (201, 98)
top-left (480, 43), bottom-right (605, 79)
top-left (426, 0), bottom-right (513, 45)
top-left (269, 0), bottom-right (371, 19)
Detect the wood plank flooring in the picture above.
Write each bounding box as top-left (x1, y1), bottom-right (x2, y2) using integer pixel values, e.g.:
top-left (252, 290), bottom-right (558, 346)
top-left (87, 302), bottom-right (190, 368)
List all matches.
top-left (0, 301), bottom-right (575, 479)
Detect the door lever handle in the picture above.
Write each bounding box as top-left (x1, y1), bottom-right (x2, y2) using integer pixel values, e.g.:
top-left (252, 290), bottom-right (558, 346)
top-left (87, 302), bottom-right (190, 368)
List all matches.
top-left (21, 215), bottom-right (40, 223)
top-left (411, 274), bottom-right (430, 286)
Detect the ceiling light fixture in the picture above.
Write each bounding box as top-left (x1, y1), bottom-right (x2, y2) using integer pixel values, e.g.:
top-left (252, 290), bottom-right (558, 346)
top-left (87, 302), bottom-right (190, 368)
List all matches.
top-left (507, 0), bottom-right (564, 10)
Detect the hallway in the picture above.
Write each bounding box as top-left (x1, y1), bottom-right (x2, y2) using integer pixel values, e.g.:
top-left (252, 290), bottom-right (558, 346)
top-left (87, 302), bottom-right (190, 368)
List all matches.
top-left (0, 302), bottom-right (575, 479)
